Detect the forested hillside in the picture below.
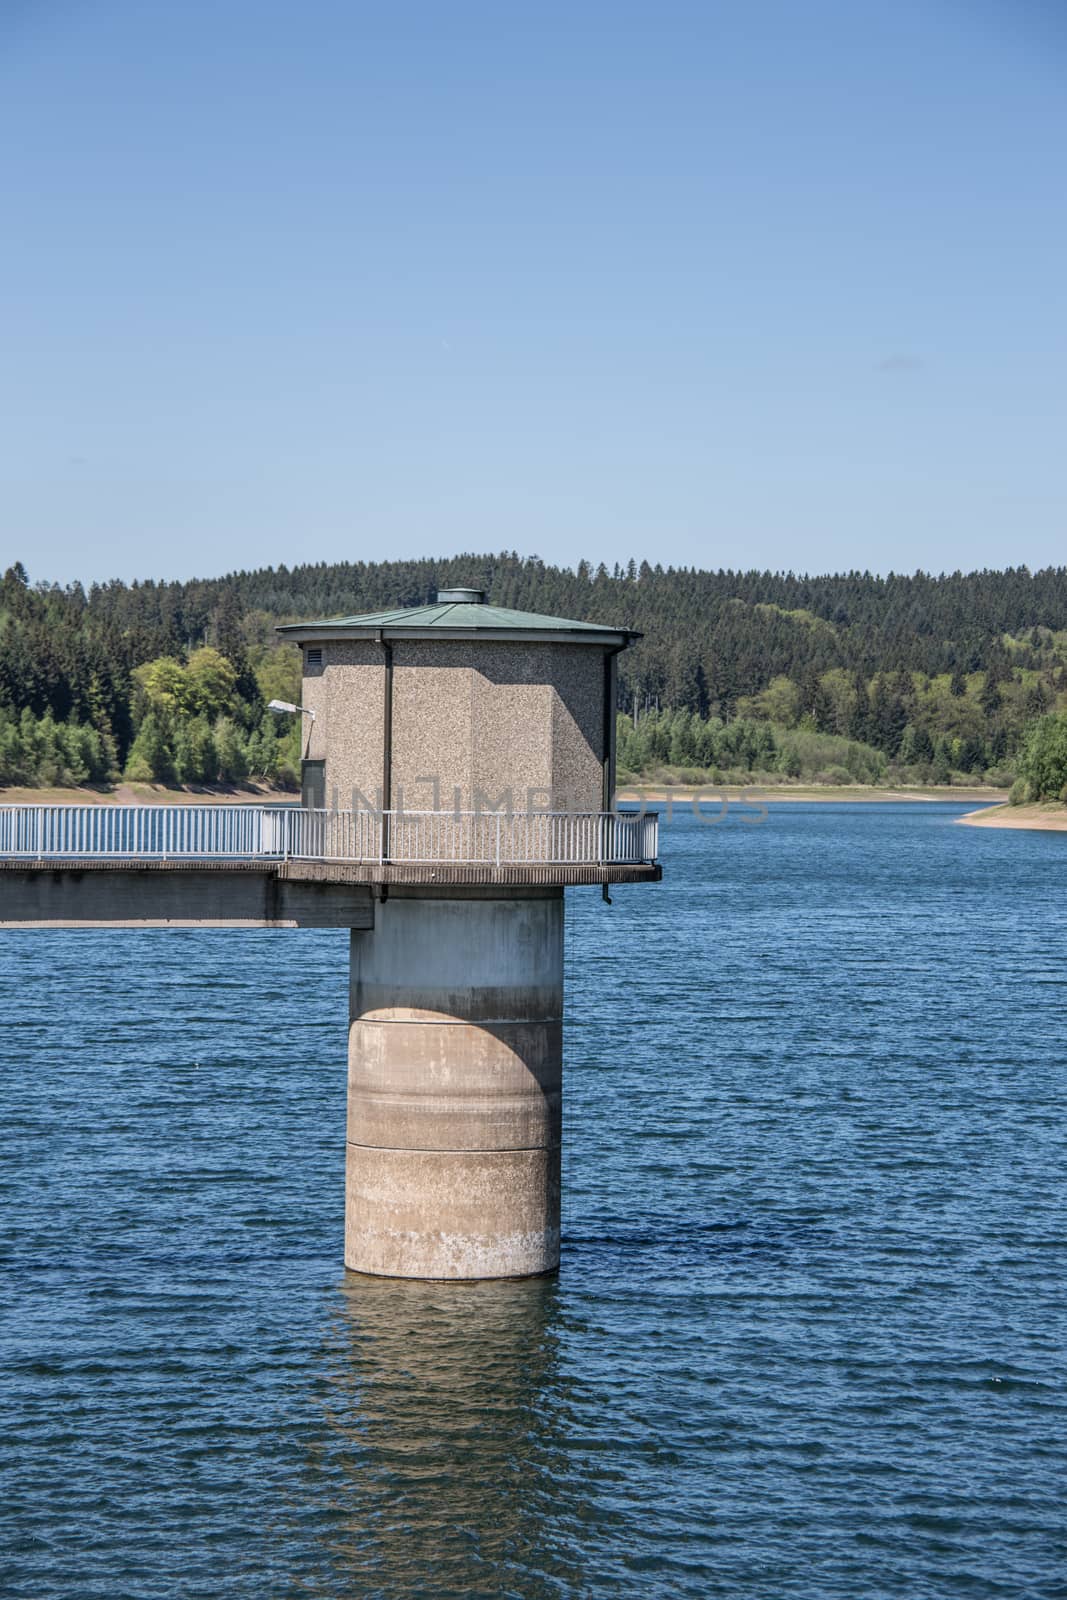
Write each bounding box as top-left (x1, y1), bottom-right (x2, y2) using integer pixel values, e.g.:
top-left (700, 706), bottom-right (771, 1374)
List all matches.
top-left (4, 554), bottom-right (1067, 789)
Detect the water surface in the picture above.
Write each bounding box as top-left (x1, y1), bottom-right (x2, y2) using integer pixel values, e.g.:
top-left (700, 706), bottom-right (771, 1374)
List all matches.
top-left (2, 803), bottom-right (1065, 1597)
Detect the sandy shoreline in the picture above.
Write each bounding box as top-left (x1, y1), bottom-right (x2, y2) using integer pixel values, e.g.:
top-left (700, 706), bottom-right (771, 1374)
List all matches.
top-left (958, 802), bottom-right (1067, 832)
top-left (1, 782), bottom-right (1010, 808)
top-left (617, 785), bottom-right (1007, 806)
top-left (0, 783), bottom-right (296, 807)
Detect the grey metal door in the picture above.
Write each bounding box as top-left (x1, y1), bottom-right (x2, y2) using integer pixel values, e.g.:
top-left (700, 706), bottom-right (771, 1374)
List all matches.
top-left (301, 760), bottom-right (325, 810)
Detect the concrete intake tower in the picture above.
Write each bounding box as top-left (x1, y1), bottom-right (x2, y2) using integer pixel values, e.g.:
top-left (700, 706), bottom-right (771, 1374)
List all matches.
top-left (278, 588), bottom-right (660, 1279)
top-left (0, 588), bottom-right (660, 1280)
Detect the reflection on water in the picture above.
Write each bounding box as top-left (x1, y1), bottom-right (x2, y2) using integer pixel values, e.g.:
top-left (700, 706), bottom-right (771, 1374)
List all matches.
top-left (303, 1274), bottom-right (585, 1599)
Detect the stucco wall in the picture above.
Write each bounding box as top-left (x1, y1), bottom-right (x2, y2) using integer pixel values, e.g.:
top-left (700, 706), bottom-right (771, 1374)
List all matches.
top-left (391, 641), bottom-right (478, 811)
top-left (470, 645), bottom-right (555, 811)
top-left (302, 639), bottom-right (606, 813)
top-left (302, 641), bottom-right (385, 808)
top-left (547, 645), bottom-right (605, 813)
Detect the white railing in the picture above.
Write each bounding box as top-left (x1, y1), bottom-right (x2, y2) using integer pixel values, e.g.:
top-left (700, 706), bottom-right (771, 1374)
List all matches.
top-left (0, 806), bottom-right (658, 867)
top-left (0, 804), bottom-right (269, 860)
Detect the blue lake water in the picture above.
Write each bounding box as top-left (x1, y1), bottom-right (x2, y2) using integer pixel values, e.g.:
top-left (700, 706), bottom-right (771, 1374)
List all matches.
top-left (2, 802), bottom-right (1066, 1598)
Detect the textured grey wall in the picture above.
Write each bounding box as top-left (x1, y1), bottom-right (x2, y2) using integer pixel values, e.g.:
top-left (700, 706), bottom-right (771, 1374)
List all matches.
top-left (303, 639), bottom-right (606, 812)
top-left (302, 641), bottom-right (386, 808)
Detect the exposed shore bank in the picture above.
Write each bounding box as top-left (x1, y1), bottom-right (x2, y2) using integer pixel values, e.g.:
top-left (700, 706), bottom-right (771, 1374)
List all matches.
top-left (618, 784), bottom-right (1007, 806)
top-left (1, 782), bottom-right (1010, 808)
top-left (958, 802), bottom-right (1067, 832)
top-left (0, 782), bottom-right (297, 806)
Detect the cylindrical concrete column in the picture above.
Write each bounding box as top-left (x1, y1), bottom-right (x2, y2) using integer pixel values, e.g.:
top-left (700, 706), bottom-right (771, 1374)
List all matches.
top-left (346, 889), bottom-right (563, 1279)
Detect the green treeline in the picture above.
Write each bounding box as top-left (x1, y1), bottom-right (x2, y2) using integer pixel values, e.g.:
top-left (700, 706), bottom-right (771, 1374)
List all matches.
top-left (615, 663), bottom-right (1025, 787)
top-left (3, 554), bottom-right (1067, 789)
top-left (0, 564), bottom-right (302, 788)
top-left (1013, 713), bottom-right (1067, 802)
top-left (618, 711), bottom-right (888, 787)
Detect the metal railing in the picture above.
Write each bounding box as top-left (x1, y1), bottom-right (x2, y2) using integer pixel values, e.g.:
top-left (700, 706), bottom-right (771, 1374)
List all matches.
top-left (0, 804), bottom-right (268, 860)
top-left (0, 806), bottom-right (658, 867)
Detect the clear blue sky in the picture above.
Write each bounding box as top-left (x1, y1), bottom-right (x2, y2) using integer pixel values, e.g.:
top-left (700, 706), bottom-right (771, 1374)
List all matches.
top-left (2, 0), bottom-right (1064, 585)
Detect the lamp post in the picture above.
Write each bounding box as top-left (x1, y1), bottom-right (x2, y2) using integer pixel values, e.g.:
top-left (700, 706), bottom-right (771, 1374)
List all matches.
top-left (268, 699), bottom-right (316, 763)
top-left (267, 699), bottom-right (315, 722)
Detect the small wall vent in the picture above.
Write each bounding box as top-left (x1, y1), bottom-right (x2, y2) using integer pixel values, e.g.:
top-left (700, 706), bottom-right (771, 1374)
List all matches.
top-left (306, 647), bottom-right (323, 668)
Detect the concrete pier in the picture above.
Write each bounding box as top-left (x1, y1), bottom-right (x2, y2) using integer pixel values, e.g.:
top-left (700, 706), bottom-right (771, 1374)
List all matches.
top-left (346, 890), bottom-right (563, 1279)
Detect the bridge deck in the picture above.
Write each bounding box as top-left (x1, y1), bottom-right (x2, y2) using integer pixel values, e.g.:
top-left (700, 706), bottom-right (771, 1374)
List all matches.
top-left (0, 860), bottom-right (376, 928)
top-left (0, 805), bottom-right (660, 924)
top-left (0, 852), bottom-right (659, 928)
top-left (0, 805), bottom-right (660, 914)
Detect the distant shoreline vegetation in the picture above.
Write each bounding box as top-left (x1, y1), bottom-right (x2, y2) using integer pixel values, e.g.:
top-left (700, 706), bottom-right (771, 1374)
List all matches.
top-left (616, 709), bottom-right (1004, 791)
top-left (3, 555), bottom-right (1067, 793)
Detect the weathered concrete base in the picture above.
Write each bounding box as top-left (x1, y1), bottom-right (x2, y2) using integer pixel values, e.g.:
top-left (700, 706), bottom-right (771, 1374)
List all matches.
top-left (346, 891), bottom-right (563, 1280)
top-left (346, 1147), bottom-right (561, 1279)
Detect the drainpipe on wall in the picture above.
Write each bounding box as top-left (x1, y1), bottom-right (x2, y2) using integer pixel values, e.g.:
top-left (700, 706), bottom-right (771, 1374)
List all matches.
top-left (602, 643), bottom-right (625, 812)
top-left (379, 629), bottom-right (394, 862)
top-left (602, 642), bottom-right (626, 904)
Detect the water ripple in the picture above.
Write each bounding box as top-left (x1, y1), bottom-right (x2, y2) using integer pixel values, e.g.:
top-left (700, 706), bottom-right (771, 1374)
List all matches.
top-left (1, 805), bottom-right (1066, 1596)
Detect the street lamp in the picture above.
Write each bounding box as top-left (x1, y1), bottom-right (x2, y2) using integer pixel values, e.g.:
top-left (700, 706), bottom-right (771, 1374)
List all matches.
top-left (268, 699), bottom-right (316, 762)
top-left (267, 699), bottom-right (315, 721)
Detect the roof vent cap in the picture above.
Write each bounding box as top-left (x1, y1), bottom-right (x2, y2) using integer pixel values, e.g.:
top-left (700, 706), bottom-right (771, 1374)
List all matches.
top-left (437, 587), bottom-right (485, 604)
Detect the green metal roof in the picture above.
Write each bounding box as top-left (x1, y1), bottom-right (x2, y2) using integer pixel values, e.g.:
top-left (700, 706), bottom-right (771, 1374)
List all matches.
top-left (277, 598), bottom-right (638, 645)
